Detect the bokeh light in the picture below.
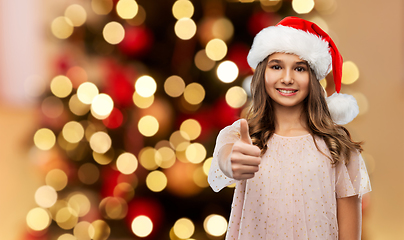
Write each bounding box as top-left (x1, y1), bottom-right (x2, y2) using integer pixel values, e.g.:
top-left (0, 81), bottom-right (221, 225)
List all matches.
top-left (225, 86), bottom-right (247, 108)
top-left (164, 75), bottom-right (186, 98)
top-left (127, 4), bottom-right (146, 26)
top-left (34, 128), bottom-right (56, 150)
top-left (78, 82), bottom-right (99, 104)
top-left (78, 163), bottom-right (100, 185)
top-left (135, 75), bottom-right (157, 98)
top-left (93, 150), bottom-right (114, 165)
top-left (46, 169), bottom-right (68, 191)
top-left (26, 207), bottom-right (51, 231)
top-left (62, 121), bottom-right (85, 143)
top-left (183, 83), bottom-right (205, 105)
top-left (65, 4), bottom-right (87, 27)
top-left (88, 220), bottom-right (111, 240)
top-left (55, 207), bottom-right (79, 229)
top-left (139, 147), bottom-right (161, 170)
top-left (202, 157), bottom-right (213, 176)
top-left (116, 152), bottom-right (138, 175)
top-left (341, 61), bottom-right (360, 85)
top-left (146, 170), bottom-right (168, 192)
top-left (193, 166), bottom-right (209, 188)
top-left (68, 193), bottom-right (91, 217)
top-left (100, 197), bottom-right (128, 220)
top-left (138, 115), bottom-right (159, 137)
top-left (260, 0), bottom-right (283, 12)
top-left (156, 146), bottom-right (176, 169)
top-left (217, 60), bottom-right (239, 83)
top-left (103, 21), bottom-right (125, 45)
top-left (116, 0), bottom-right (139, 19)
top-left (89, 131), bottom-right (112, 154)
top-left (69, 94), bottom-right (91, 116)
top-left (35, 185), bottom-right (58, 208)
top-left (91, 94), bottom-right (114, 119)
top-left (91, 0), bottom-right (113, 15)
top-left (194, 50), bottom-right (215, 71)
top-left (51, 75), bottom-right (73, 98)
top-left (73, 221), bottom-right (92, 240)
top-left (133, 92), bottom-right (154, 109)
top-left (204, 214), bottom-right (228, 237)
top-left (185, 143), bottom-right (206, 164)
top-left (212, 18), bottom-right (234, 41)
top-left (51, 17), bottom-right (74, 39)
top-left (132, 215), bottom-right (153, 237)
top-left (180, 119), bottom-right (201, 140)
top-left (352, 92), bottom-right (369, 116)
top-left (172, 0), bottom-right (194, 20)
top-left (174, 18), bottom-right (197, 40)
top-left (206, 39), bottom-right (227, 61)
top-left (58, 234), bottom-right (76, 240)
top-left (173, 218), bottom-right (195, 239)
top-left (42, 96), bottom-right (64, 119)
top-left (292, 0), bottom-right (315, 14)
top-left (314, 0), bottom-right (337, 15)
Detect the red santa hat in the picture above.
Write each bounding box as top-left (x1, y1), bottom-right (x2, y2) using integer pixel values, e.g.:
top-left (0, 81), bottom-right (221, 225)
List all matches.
top-left (247, 16), bottom-right (359, 125)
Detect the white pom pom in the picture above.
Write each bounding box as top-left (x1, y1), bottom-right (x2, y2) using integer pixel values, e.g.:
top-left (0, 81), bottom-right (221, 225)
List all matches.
top-left (326, 92), bottom-right (359, 125)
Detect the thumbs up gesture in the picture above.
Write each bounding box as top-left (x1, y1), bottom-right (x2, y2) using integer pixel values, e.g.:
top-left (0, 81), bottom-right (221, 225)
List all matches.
top-left (218, 119), bottom-right (261, 180)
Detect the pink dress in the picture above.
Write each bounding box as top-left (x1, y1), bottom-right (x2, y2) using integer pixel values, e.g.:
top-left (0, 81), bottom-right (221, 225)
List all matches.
top-left (208, 120), bottom-right (371, 240)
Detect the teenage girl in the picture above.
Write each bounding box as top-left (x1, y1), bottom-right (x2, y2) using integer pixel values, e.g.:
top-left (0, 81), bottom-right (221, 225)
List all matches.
top-left (208, 16), bottom-right (371, 240)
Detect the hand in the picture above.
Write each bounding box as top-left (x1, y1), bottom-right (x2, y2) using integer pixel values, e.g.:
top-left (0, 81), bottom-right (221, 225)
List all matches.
top-left (229, 119), bottom-right (261, 180)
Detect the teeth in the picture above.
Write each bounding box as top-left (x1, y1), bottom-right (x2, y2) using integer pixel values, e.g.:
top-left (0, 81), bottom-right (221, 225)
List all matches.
top-left (278, 89), bottom-right (296, 94)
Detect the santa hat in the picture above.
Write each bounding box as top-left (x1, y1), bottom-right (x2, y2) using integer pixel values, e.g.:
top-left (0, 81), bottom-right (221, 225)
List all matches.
top-left (247, 16), bottom-right (359, 125)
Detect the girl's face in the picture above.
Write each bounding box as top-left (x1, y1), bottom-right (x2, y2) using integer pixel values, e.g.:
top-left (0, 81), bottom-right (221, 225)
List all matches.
top-left (264, 52), bottom-right (310, 110)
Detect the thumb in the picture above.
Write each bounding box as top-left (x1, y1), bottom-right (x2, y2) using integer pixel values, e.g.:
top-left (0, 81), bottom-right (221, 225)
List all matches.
top-left (239, 119), bottom-right (252, 144)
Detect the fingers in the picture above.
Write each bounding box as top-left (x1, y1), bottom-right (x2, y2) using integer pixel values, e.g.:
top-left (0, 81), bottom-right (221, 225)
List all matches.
top-left (239, 119), bottom-right (252, 144)
top-left (232, 141), bottom-right (261, 157)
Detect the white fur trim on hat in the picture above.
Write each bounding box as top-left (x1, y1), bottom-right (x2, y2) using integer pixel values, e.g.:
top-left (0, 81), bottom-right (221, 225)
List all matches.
top-left (247, 25), bottom-right (332, 80)
top-left (326, 92), bottom-right (359, 125)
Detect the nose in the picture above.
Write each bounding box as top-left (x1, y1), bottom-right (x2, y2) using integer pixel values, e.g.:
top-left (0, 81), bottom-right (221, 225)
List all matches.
top-left (281, 69), bottom-right (294, 84)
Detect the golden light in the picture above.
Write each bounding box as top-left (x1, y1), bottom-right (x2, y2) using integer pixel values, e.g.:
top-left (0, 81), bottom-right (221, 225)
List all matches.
top-left (116, 152), bottom-right (138, 175)
top-left (68, 193), bottom-right (91, 217)
top-left (26, 208), bottom-right (51, 231)
top-left (352, 92), bottom-right (369, 116)
top-left (73, 221), bottom-right (92, 240)
top-left (225, 86), bottom-right (247, 108)
top-left (35, 185), bottom-right (57, 208)
top-left (194, 50), bottom-right (215, 71)
top-left (132, 215), bottom-right (153, 237)
top-left (319, 78), bottom-right (327, 89)
top-left (127, 5), bottom-right (146, 26)
top-left (46, 169), bottom-right (68, 191)
top-left (205, 38), bottom-right (227, 61)
top-left (183, 83), bottom-right (205, 105)
top-left (66, 66), bottom-right (88, 87)
top-left (69, 94), bottom-right (91, 116)
top-left (100, 197), bottom-right (128, 220)
top-left (193, 166), bottom-right (209, 188)
top-left (139, 147), bottom-right (160, 170)
top-left (103, 21), bottom-right (125, 45)
top-left (114, 182), bottom-right (135, 200)
top-left (341, 61), bottom-right (360, 85)
top-left (58, 234), bottom-right (76, 240)
top-left (88, 220), bottom-right (111, 240)
top-left (185, 143), bottom-right (206, 164)
top-left (55, 207), bottom-right (79, 230)
top-left (135, 75), bottom-right (157, 98)
top-left (260, 0), bottom-right (283, 12)
top-left (174, 18), bottom-right (197, 40)
top-left (173, 218), bottom-right (195, 239)
top-left (314, 0), bottom-right (337, 15)
top-left (91, 0), bottom-right (113, 15)
top-left (42, 96), bottom-right (64, 119)
top-left (89, 131), bottom-right (112, 154)
top-left (65, 4), bottom-right (87, 27)
top-left (172, 0), bottom-right (194, 20)
top-left (34, 128), bottom-right (56, 150)
top-left (51, 16), bottom-right (74, 39)
top-left (217, 60), bottom-right (239, 83)
top-left (156, 147), bottom-right (176, 169)
top-left (212, 18), bottom-right (234, 41)
top-left (116, 0), bottom-right (139, 19)
top-left (78, 82), bottom-right (99, 104)
top-left (164, 75), bottom-right (186, 98)
top-left (146, 170), bottom-right (168, 192)
top-left (204, 214), bottom-right (228, 237)
top-left (202, 157), bottom-right (213, 176)
top-left (169, 130), bottom-right (190, 150)
top-left (292, 0), bottom-right (315, 14)
top-left (93, 150), bottom-right (114, 165)
top-left (180, 119), bottom-right (201, 140)
top-left (51, 75), bottom-right (73, 98)
top-left (63, 121), bottom-right (85, 143)
top-left (133, 92), bottom-right (154, 109)
top-left (138, 115), bottom-right (159, 137)
top-left (78, 163), bottom-right (100, 185)
top-left (91, 93), bottom-right (114, 119)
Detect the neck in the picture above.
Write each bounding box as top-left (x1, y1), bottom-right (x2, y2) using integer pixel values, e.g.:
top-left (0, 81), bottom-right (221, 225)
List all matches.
top-left (272, 103), bottom-right (309, 136)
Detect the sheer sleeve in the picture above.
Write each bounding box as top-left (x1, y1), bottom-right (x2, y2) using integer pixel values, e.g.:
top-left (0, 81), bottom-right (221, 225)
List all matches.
top-left (208, 119), bottom-right (242, 192)
top-left (335, 150), bottom-right (371, 198)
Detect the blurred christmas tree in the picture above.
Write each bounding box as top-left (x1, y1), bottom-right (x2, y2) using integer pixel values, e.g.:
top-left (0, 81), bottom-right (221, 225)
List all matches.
top-left (25, 0), bottom-right (336, 239)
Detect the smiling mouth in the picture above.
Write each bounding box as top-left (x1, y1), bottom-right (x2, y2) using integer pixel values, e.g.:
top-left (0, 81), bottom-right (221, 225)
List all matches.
top-left (277, 89), bottom-right (298, 94)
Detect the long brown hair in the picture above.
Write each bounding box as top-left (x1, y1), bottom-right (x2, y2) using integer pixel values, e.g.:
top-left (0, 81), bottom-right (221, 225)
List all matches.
top-left (246, 56), bottom-right (362, 165)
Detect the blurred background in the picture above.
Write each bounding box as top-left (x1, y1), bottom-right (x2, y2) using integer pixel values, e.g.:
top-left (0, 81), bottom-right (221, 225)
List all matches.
top-left (0, 0), bottom-right (402, 239)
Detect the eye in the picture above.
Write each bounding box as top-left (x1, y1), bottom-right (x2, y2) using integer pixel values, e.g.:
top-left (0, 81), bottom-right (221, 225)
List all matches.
top-left (295, 67), bottom-right (306, 72)
top-left (270, 65), bottom-right (281, 70)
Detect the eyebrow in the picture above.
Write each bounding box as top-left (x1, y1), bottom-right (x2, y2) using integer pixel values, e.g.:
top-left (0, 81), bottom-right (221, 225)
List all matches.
top-left (268, 59), bottom-right (307, 65)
